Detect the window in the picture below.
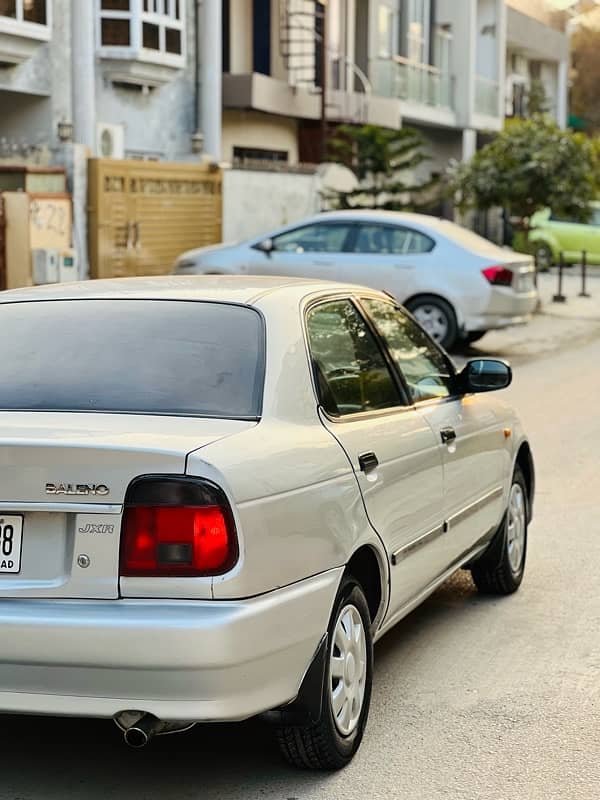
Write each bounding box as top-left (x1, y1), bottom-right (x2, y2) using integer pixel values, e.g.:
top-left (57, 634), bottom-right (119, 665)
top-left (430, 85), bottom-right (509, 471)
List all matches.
top-left (233, 146), bottom-right (288, 166)
top-left (0, 300), bottom-right (264, 419)
top-left (99, 0), bottom-right (185, 65)
top-left (271, 223), bottom-right (354, 254)
top-left (0, 0), bottom-right (47, 26)
top-left (362, 298), bottom-right (453, 403)
top-left (353, 224), bottom-right (435, 255)
top-left (306, 300), bottom-right (402, 417)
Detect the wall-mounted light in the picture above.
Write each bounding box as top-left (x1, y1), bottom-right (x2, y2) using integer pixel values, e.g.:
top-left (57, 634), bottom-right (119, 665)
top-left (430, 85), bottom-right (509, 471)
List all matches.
top-left (191, 130), bottom-right (204, 154)
top-left (57, 119), bottom-right (74, 143)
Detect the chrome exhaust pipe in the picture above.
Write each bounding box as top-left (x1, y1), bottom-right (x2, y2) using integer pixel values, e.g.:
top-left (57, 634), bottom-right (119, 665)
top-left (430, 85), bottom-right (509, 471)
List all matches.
top-left (123, 713), bottom-right (162, 749)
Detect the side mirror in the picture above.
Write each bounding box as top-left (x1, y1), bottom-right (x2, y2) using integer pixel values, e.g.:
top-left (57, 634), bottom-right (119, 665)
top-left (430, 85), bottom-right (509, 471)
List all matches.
top-left (254, 238), bottom-right (275, 255)
top-left (459, 359), bottom-right (512, 393)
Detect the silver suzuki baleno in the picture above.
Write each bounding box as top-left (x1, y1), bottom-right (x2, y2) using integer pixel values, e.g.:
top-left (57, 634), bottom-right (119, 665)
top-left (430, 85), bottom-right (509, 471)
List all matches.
top-left (0, 276), bottom-right (534, 770)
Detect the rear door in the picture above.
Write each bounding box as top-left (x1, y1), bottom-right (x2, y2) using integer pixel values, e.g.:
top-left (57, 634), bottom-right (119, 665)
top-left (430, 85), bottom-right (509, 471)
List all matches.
top-left (329, 222), bottom-right (436, 302)
top-left (305, 297), bottom-right (447, 617)
top-left (361, 297), bottom-right (507, 561)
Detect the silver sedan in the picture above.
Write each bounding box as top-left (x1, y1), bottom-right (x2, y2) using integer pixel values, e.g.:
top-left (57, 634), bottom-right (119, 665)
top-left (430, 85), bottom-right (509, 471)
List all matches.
top-left (0, 276), bottom-right (534, 769)
top-left (174, 210), bottom-right (538, 350)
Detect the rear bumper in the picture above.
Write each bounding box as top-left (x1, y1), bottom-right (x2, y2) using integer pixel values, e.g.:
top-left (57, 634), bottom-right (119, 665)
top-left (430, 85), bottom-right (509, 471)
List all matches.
top-left (0, 568), bottom-right (342, 722)
top-left (464, 288), bottom-right (537, 332)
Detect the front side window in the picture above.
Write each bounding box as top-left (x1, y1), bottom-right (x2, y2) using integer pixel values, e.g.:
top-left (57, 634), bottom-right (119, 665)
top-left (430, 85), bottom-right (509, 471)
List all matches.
top-left (100, 0), bottom-right (184, 61)
top-left (362, 298), bottom-right (453, 403)
top-left (353, 224), bottom-right (434, 255)
top-left (271, 223), bottom-right (354, 254)
top-left (307, 300), bottom-right (402, 416)
top-left (0, 0), bottom-right (47, 25)
top-left (0, 300), bottom-right (263, 418)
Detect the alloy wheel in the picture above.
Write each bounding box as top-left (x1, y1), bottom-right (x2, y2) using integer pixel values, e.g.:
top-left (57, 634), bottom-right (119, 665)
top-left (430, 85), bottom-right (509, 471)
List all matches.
top-left (507, 483), bottom-right (526, 574)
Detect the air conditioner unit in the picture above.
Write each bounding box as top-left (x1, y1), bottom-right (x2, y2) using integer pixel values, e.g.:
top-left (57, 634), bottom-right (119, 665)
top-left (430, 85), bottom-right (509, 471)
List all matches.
top-left (96, 123), bottom-right (125, 159)
top-left (58, 248), bottom-right (78, 283)
top-left (32, 249), bottom-right (59, 284)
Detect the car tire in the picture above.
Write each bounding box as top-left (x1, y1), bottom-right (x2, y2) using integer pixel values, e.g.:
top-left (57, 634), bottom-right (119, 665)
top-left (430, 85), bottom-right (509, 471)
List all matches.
top-left (533, 243), bottom-right (553, 272)
top-left (465, 331), bottom-right (487, 345)
top-left (470, 466), bottom-right (528, 595)
top-left (275, 576), bottom-right (373, 770)
top-left (405, 295), bottom-right (458, 351)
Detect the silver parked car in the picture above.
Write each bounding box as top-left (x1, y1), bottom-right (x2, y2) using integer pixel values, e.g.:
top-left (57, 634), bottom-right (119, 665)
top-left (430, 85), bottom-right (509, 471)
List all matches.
top-left (173, 210), bottom-right (538, 350)
top-left (0, 276), bottom-right (534, 770)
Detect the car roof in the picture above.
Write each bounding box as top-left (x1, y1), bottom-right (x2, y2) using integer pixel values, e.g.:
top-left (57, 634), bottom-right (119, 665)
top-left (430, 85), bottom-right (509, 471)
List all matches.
top-left (0, 275), bottom-right (376, 306)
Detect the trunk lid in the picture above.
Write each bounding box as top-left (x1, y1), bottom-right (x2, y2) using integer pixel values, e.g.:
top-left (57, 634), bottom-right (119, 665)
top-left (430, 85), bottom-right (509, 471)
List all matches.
top-left (0, 412), bottom-right (252, 600)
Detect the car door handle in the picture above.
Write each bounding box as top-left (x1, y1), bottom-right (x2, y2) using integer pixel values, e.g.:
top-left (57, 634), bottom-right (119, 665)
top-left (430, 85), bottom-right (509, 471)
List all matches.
top-left (312, 259), bottom-right (334, 267)
top-left (440, 427), bottom-right (456, 445)
top-left (358, 452), bottom-right (379, 474)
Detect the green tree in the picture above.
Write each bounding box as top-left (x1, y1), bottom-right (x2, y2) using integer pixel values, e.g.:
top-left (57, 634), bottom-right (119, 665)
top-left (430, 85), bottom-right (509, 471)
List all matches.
top-left (526, 79), bottom-right (549, 116)
top-left (450, 115), bottom-right (599, 232)
top-left (325, 124), bottom-right (437, 211)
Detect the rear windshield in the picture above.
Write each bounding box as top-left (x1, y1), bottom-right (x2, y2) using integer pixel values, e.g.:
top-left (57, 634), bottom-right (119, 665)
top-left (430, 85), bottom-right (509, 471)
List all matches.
top-left (0, 299), bottom-right (264, 418)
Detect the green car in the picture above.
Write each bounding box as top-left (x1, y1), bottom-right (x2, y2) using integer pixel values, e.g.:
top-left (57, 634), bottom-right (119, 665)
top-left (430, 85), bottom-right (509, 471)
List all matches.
top-left (529, 203), bottom-right (600, 270)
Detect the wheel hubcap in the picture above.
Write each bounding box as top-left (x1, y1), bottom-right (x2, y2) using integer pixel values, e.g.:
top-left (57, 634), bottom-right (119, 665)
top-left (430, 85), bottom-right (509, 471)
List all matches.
top-left (507, 483), bottom-right (526, 573)
top-left (412, 305), bottom-right (449, 342)
top-left (536, 247), bottom-right (551, 269)
top-left (330, 604), bottom-right (367, 736)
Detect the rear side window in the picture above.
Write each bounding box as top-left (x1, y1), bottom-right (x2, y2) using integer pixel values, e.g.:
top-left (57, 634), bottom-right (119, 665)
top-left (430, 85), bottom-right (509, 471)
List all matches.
top-left (0, 300), bottom-right (264, 418)
top-left (306, 300), bottom-right (402, 416)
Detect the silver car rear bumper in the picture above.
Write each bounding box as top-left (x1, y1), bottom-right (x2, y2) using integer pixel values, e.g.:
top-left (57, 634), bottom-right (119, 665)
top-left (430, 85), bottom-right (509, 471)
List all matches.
top-left (465, 288), bottom-right (538, 332)
top-left (0, 567), bottom-right (342, 722)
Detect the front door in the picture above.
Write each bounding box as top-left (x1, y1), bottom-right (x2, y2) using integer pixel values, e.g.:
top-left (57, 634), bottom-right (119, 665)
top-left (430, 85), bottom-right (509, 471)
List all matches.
top-left (305, 297), bottom-right (447, 617)
top-left (246, 220), bottom-right (355, 279)
top-left (361, 297), bottom-right (507, 562)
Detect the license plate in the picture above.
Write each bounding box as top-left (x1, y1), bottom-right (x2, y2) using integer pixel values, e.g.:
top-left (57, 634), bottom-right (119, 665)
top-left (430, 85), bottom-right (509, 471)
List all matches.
top-left (517, 273), bottom-right (533, 292)
top-left (0, 516), bottom-right (23, 574)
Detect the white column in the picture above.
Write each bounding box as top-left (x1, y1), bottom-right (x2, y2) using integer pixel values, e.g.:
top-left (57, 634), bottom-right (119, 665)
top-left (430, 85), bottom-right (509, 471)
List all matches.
top-left (496, 0), bottom-right (507, 121)
top-left (462, 128), bottom-right (477, 161)
top-left (557, 58), bottom-right (568, 129)
top-left (229, 0), bottom-right (252, 73)
top-left (201, 0), bottom-right (222, 161)
top-left (437, 0), bottom-right (477, 128)
top-left (71, 1), bottom-right (96, 152)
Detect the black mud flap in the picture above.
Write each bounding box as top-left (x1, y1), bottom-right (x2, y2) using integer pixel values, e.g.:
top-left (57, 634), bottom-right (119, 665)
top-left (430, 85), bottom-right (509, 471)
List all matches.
top-left (262, 634), bottom-right (328, 727)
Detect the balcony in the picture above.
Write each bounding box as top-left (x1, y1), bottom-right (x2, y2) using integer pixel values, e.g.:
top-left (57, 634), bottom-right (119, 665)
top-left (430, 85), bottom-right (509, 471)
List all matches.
top-left (475, 76), bottom-right (500, 117)
top-left (373, 57), bottom-right (453, 115)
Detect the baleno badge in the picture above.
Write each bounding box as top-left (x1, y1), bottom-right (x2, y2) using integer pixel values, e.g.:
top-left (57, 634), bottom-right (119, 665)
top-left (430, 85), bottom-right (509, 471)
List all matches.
top-left (46, 483), bottom-right (110, 497)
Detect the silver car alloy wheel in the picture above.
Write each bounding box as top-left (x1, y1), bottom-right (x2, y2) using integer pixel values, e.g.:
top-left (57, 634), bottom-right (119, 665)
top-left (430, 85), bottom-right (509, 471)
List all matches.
top-left (507, 482), bottom-right (526, 573)
top-left (412, 304), bottom-right (449, 342)
top-left (330, 604), bottom-right (367, 737)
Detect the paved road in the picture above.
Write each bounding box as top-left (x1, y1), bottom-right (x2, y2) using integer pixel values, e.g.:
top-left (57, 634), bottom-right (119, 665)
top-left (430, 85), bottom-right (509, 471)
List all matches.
top-left (2, 336), bottom-right (600, 799)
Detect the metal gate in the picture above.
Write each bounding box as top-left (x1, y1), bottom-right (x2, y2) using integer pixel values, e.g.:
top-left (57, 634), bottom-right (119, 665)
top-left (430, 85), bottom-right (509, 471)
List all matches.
top-left (88, 159), bottom-right (222, 279)
top-left (0, 196), bottom-right (5, 291)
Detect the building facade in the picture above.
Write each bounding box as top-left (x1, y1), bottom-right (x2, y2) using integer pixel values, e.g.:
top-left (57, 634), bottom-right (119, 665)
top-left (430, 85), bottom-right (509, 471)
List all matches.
top-left (0, 0), bottom-right (222, 162)
top-left (0, 0), bottom-right (572, 273)
top-left (222, 0), bottom-right (569, 172)
top-left (505, 0), bottom-right (569, 126)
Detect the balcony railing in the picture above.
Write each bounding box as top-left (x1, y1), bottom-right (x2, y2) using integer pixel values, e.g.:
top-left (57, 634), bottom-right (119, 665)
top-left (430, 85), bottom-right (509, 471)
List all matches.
top-left (373, 57), bottom-right (453, 110)
top-left (475, 76), bottom-right (500, 117)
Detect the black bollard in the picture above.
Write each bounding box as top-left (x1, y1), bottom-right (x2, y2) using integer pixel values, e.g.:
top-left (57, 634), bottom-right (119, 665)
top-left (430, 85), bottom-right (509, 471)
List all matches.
top-left (579, 250), bottom-right (591, 298)
top-left (553, 252), bottom-right (567, 303)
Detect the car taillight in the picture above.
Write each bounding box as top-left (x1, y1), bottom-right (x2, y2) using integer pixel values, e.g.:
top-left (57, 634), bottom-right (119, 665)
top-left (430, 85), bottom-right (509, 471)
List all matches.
top-left (482, 266), bottom-right (514, 287)
top-left (120, 477), bottom-right (237, 577)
